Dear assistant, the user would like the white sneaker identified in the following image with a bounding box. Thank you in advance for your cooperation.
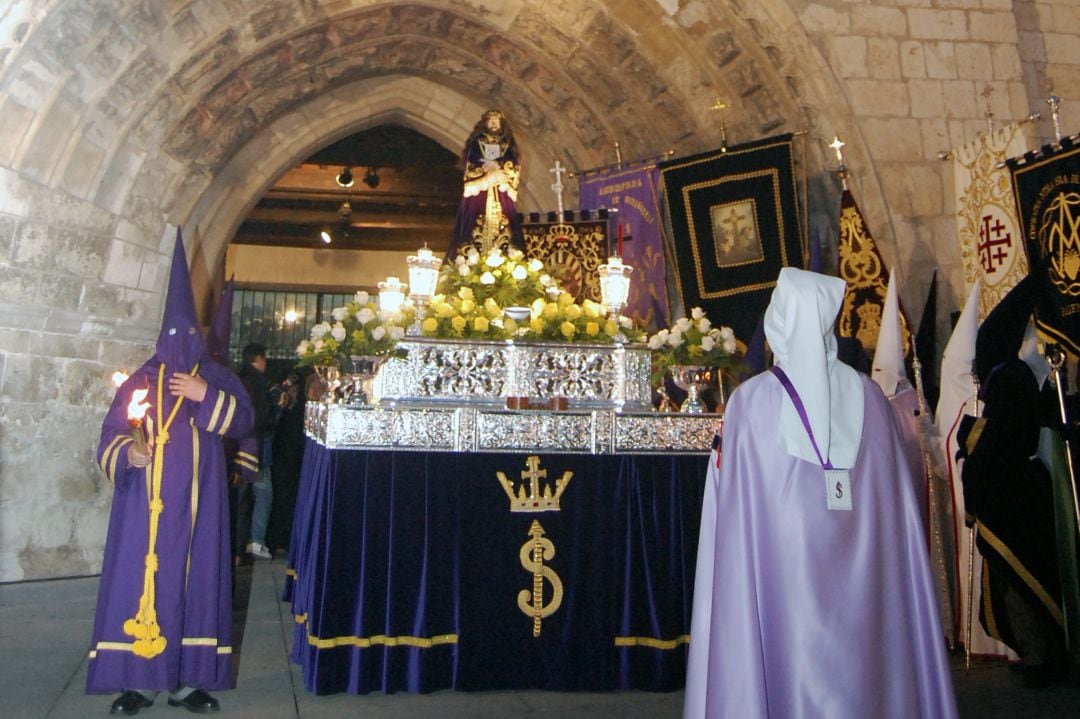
[248,542,272,560]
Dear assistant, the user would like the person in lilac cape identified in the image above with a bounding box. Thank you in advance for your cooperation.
[684,267,957,718]
[88,230,253,715]
[446,109,525,260]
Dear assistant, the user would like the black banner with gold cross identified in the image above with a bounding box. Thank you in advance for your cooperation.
[837,188,911,358]
[522,210,609,304]
[658,134,803,342]
[1008,139,1080,357]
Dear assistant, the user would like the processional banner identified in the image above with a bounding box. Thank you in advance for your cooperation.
[837,188,911,358]
[658,134,803,342]
[579,162,670,331]
[1008,138,1080,357]
[952,123,1030,321]
[522,211,608,305]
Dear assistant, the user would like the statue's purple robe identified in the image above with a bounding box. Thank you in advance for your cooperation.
[447,134,525,259]
[684,372,957,718]
[88,358,253,693]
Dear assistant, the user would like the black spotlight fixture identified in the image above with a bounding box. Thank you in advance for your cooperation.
[336,166,354,188]
[363,167,380,189]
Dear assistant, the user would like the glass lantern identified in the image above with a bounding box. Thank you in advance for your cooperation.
[377,276,407,314]
[406,244,442,334]
[598,256,633,320]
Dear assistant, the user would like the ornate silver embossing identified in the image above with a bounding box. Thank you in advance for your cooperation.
[476,411,597,453]
[307,404,718,455]
[377,338,652,410]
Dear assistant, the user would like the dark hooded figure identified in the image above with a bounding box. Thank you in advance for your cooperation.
[88,230,254,714]
[959,272,1068,687]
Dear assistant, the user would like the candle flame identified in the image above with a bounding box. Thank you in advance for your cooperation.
[112,370,130,388]
[128,388,151,422]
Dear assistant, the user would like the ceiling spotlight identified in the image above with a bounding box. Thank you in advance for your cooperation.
[363,167,380,189]
[320,229,333,244]
[336,166,354,188]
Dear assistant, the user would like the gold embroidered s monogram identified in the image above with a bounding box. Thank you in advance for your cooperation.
[517,520,563,638]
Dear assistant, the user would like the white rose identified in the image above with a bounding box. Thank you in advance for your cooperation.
[700,335,716,351]
[529,259,543,272]
[331,306,348,322]
[508,248,524,261]
[356,307,376,325]
[691,307,705,321]
[619,315,633,328]
[467,250,480,266]
[331,323,346,342]
[310,322,330,340]
[354,291,370,305]
[512,265,527,280]
[719,326,734,341]
[371,325,386,341]
[539,273,553,287]
[458,264,471,276]
[697,317,711,332]
[296,340,310,356]
[647,333,665,350]
[485,251,505,268]
[313,339,325,351]
[667,331,684,348]
[389,326,405,340]
[480,271,496,285]
[675,317,691,332]
[723,337,737,354]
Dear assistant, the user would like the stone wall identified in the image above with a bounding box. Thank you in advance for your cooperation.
[0,1,1077,580]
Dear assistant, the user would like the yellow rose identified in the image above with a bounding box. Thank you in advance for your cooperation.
[557,292,574,307]
[560,321,576,339]
[583,300,601,318]
[564,304,582,320]
[585,321,600,336]
[542,303,559,319]
[504,318,518,334]
[532,297,546,314]
[484,297,500,315]
[458,286,475,300]
[451,316,467,331]
[530,317,545,333]
[460,299,476,314]
[435,302,455,318]
[421,317,439,333]
[604,320,619,336]
[473,316,490,332]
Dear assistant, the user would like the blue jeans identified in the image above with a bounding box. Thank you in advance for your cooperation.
[249,466,273,545]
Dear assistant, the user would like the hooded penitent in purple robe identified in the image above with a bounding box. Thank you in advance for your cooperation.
[684,268,957,719]
[87,230,253,694]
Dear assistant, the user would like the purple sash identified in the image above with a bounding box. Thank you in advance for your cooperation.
[769,366,833,470]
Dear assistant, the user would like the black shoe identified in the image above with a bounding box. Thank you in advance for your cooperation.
[167,688,220,713]
[111,690,154,715]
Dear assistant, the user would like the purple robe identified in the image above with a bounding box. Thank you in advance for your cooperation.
[87,358,253,693]
[447,136,524,259]
[684,373,957,718]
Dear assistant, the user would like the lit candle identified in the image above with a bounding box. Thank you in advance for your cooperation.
[127,388,151,456]
[617,222,624,257]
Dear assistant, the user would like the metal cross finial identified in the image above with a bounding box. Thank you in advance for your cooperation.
[830,136,849,190]
[550,160,567,217]
[710,99,729,151]
[1048,94,1063,143]
[829,136,846,165]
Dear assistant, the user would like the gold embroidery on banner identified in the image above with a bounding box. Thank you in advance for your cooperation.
[516,520,563,638]
[954,125,1029,320]
[682,168,787,299]
[523,222,606,303]
[1039,190,1080,297]
[497,455,572,512]
[613,634,691,649]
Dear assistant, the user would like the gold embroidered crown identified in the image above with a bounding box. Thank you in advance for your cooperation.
[497,455,572,512]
